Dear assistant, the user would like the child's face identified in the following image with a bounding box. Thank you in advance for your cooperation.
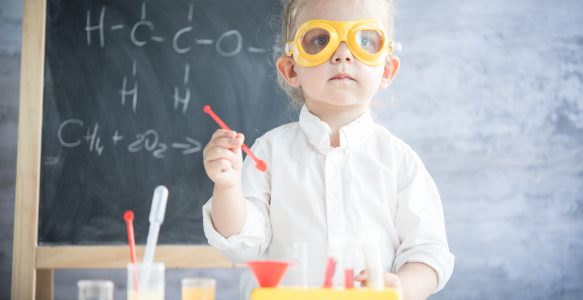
[278,0,399,111]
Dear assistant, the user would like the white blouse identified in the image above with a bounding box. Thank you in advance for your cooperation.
[202,105,454,299]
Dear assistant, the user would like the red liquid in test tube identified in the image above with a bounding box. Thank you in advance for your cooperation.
[322,257,337,288]
[344,269,354,288]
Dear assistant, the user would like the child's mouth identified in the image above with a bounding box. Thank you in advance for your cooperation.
[330,73,355,81]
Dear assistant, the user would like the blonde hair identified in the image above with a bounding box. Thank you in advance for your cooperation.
[275,0,396,106]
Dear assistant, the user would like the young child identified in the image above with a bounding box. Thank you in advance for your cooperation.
[202,0,454,299]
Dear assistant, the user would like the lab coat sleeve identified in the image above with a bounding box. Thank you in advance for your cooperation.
[392,146,455,293]
[202,138,272,263]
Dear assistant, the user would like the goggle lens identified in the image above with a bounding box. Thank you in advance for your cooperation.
[356,30,384,54]
[300,27,385,56]
[301,28,331,55]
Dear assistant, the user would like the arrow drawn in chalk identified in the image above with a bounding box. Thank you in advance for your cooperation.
[172,137,202,155]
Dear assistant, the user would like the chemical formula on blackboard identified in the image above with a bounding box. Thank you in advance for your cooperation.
[85,2,279,56]
[55,118,203,159]
[40,0,292,245]
[47,0,285,161]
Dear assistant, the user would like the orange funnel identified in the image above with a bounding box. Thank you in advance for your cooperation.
[246,260,291,288]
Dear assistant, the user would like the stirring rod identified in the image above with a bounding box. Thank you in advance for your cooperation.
[123,210,139,291]
[139,186,169,289]
[203,105,268,172]
[124,211,138,265]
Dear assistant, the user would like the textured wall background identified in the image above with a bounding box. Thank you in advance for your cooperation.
[1,0,582,299]
[1,0,22,299]
[383,1,583,299]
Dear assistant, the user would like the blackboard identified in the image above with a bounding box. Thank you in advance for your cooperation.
[39,0,293,245]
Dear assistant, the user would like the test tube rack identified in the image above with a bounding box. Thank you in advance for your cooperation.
[251,287,400,300]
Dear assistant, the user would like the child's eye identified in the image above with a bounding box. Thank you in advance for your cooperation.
[358,36,376,51]
[356,31,382,53]
[301,29,330,54]
[313,35,329,46]
[359,37,371,47]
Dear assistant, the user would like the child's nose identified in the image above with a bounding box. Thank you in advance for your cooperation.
[331,42,354,64]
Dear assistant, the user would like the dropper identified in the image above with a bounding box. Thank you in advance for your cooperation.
[139,185,169,289]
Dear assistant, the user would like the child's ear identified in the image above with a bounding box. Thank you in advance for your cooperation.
[276,56,301,88]
[380,55,400,89]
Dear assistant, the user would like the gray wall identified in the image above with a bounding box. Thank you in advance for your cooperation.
[384,1,583,299]
[1,0,582,299]
[1,0,23,299]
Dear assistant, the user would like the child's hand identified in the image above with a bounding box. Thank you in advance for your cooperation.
[203,129,245,187]
[354,270,403,296]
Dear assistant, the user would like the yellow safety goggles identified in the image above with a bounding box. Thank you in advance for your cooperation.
[285,19,396,67]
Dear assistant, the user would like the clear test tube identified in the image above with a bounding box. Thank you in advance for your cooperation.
[327,238,346,288]
[291,242,309,288]
[343,239,367,288]
[77,280,113,300]
[363,229,384,290]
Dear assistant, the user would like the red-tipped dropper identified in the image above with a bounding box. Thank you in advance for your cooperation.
[203,105,268,172]
[124,210,139,291]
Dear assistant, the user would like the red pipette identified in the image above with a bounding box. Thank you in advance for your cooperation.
[203,105,268,172]
[124,210,139,291]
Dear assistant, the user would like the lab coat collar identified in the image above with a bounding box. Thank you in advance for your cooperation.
[299,105,374,154]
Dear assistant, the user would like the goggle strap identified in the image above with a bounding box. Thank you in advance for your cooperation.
[388,40,402,54]
[285,42,294,56]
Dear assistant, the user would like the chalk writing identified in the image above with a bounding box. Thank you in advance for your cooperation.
[128,129,168,158]
[171,137,203,155]
[58,119,105,155]
[56,1,276,161]
[57,119,202,159]
[85,2,271,56]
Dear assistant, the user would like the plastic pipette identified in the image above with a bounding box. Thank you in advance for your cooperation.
[139,185,169,289]
[202,105,268,172]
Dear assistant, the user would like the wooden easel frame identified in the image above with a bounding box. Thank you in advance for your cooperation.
[11,0,231,299]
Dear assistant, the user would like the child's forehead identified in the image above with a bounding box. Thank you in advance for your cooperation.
[296,0,388,25]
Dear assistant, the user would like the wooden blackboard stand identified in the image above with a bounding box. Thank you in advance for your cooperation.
[11,0,233,299]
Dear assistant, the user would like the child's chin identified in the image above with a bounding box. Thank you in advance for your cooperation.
[324,90,364,102]
[325,99,369,108]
